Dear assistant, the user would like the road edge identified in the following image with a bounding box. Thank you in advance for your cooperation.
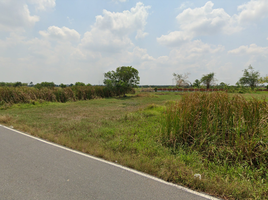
[0,124,220,200]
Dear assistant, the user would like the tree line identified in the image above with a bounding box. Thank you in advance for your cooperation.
[173,65,268,89]
[1,65,267,97]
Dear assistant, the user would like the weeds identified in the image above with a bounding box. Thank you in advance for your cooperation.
[2,91,268,199]
[162,92,268,179]
[0,86,128,107]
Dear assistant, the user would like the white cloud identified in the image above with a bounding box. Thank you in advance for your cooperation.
[0,1,39,31]
[157,40,224,65]
[176,1,241,36]
[135,30,148,40]
[157,31,193,47]
[178,1,193,10]
[228,44,268,55]
[157,1,241,48]
[80,2,150,53]
[81,29,134,53]
[94,2,150,37]
[27,0,56,11]
[112,0,127,3]
[236,0,268,24]
[39,26,81,41]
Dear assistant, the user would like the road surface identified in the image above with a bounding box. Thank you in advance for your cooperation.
[0,125,219,200]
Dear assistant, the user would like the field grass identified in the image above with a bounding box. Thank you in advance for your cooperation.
[1,91,268,199]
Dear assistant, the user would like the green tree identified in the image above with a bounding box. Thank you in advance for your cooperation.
[34,82,55,89]
[200,73,216,89]
[14,82,22,87]
[173,73,190,87]
[238,65,260,88]
[60,83,67,88]
[103,66,140,97]
[192,79,201,88]
[75,82,86,86]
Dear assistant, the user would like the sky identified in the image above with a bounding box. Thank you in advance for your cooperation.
[0,0,268,85]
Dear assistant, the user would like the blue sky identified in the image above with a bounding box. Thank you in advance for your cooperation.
[0,0,268,85]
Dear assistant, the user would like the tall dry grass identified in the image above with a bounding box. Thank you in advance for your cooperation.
[0,86,121,105]
[162,92,268,171]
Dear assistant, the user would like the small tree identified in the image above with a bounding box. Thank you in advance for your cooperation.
[14,82,22,87]
[75,82,86,86]
[34,82,55,89]
[192,79,201,88]
[104,66,140,97]
[200,73,216,89]
[60,83,67,88]
[173,73,191,87]
[29,82,34,87]
[238,65,260,88]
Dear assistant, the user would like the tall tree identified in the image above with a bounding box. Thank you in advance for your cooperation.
[104,66,140,97]
[238,65,260,88]
[200,73,216,89]
[173,73,191,87]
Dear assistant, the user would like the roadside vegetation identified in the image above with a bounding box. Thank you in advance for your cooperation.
[1,65,268,199]
[1,90,268,199]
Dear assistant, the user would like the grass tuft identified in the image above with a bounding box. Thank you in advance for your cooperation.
[0,115,12,124]
[162,92,268,182]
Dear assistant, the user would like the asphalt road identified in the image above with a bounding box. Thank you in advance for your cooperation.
[0,125,219,200]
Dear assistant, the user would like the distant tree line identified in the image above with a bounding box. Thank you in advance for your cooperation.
[174,65,268,89]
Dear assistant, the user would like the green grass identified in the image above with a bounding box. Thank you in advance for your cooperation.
[0,91,268,199]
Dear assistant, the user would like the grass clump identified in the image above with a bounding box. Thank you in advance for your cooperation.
[162,92,268,179]
[0,115,12,124]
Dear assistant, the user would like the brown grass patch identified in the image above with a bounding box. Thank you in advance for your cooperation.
[140,87,155,92]
[0,115,12,124]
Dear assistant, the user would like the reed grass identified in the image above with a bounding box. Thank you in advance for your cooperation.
[162,92,268,173]
[0,86,124,106]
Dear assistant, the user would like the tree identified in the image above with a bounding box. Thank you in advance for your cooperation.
[173,73,191,87]
[200,73,216,89]
[75,82,86,86]
[34,82,55,89]
[60,83,67,88]
[14,82,22,87]
[259,76,268,84]
[238,65,260,88]
[192,79,201,88]
[29,82,34,87]
[103,66,140,97]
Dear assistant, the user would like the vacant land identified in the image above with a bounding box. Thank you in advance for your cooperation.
[1,91,268,200]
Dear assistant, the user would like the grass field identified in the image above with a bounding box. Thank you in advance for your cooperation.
[1,90,268,199]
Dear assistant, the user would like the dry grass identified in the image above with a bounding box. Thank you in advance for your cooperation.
[140,87,155,92]
[0,115,12,124]
[1,92,268,199]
